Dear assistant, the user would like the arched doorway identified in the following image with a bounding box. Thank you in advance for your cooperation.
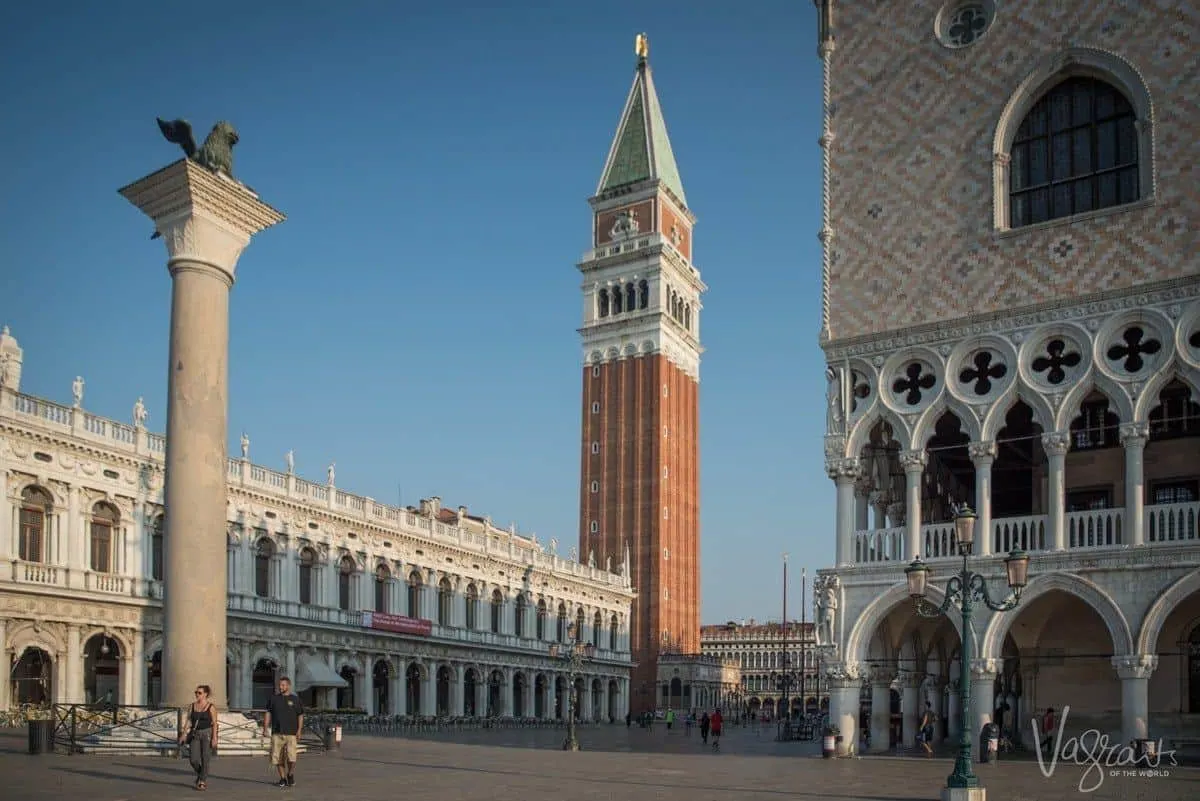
[591,678,602,720]
[487,670,504,716]
[83,634,121,705]
[572,677,585,720]
[669,676,682,709]
[12,647,53,705]
[405,664,422,716]
[608,679,619,721]
[373,660,390,715]
[513,672,526,718]
[336,666,357,710]
[252,658,278,708]
[147,650,162,707]
[436,666,451,716]
[534,674,546,718]
[554,676,565,719]
[464,669,478,716]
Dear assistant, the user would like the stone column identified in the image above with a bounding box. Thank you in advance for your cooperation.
[1042,433,1069,551]
[854,478,871,531]
[926,678,946,745]
[946,680,961,738]
[969,441,997,556]
[355,667,369,713]
[969,659,999,738]
[899,450,927,561]
[65,624,82,704]
[828,459,860,566]
[120,159,283,709]
[899,672,921,748]
[869,666,895,752]
[543,677,554,720]
[421,666,436,715]
[67,487,84,589]
[387,661,404,716]
[826,665,862,756]
[1120,423,1149,547]
[130,629,145,707]
[1113,654,1157,744]
[0,619,9,711]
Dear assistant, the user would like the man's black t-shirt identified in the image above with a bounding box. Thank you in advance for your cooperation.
[265,693,302,735]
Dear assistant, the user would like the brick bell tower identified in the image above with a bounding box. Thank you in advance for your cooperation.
[577,34,704,711]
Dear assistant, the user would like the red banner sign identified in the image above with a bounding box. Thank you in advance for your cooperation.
[363,612,432,636]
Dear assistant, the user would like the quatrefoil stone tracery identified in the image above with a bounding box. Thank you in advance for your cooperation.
[850,370,871,413]
[892,362,937,406]
[1031,338,1082,386]
[1106,326,1162,374]
[959,351,1008,396]
[1190,329,1200,349]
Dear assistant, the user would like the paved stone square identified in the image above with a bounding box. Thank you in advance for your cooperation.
[2,724,1195,801]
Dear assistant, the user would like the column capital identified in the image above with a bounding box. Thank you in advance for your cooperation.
[898,449,927,473]
[869,665,897,686]
[1041,431,1070,457]
[1119,421,1150,448]
[825,457,862,482]
[1112,653,1158,680]
[898,670,924,689]
[968,440,998,465]
[823,661,864,688]
[969,658,1001,678]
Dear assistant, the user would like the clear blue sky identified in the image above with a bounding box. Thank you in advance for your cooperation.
[0,0,830,623]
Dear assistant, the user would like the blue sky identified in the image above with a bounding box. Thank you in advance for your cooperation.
[0,0,829,622]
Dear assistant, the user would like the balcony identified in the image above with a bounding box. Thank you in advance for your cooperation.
[851,501,1199,565]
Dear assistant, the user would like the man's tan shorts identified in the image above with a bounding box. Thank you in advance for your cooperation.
[270,734,299,765]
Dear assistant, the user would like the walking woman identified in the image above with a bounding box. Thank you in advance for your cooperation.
[180,685,218,790]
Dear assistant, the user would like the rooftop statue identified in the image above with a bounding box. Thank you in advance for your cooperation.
[156,117,239,178]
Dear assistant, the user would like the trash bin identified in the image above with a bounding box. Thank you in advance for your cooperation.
[1134,738,1157,762]
[333,724,343,748]
[822,731,836,758]
[28,719,52,755]
[323,726,335,750]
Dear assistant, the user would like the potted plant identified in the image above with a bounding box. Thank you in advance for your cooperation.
[822,723,839,758]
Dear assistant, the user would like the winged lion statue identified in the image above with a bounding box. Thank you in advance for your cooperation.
[156,117,239,178]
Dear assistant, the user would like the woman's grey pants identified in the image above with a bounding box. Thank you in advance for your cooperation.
[189,735,213,782]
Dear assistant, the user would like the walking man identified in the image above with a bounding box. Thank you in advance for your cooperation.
[263,676,304,788]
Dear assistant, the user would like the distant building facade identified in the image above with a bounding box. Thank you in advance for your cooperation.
[0,326,634,720]
[700,620,822,718]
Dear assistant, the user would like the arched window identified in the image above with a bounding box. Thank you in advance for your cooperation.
[684,304,691,331]
[515,593,527,638]
[338,556,355,611]
[575,607,585,642]
[1009,77,1138,228]
[375,564,391,613]
[90,503,117,573]
[556,603,568,642]
[592,610,603,648]
[536,599,547,640]
[298,548,316,605]
[625,283,636,311]
[638,280,649,309]
[612,287,623,314]
[609,614,619,651]
[19,486,52,564]
[598,288,609,318]
[255,538,275,598]
[408,571,423,618]
[490,589,504,634]
[465,583,479,630]
[150,515,164,581]
[438,577,453,627]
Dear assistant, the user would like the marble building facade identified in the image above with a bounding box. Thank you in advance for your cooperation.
[0,326,634,720]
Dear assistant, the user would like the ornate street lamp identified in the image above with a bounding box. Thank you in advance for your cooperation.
[549,622,595,751]
[905,504,1030,796]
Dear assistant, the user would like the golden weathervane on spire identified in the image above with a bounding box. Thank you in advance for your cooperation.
[635,33,649,60]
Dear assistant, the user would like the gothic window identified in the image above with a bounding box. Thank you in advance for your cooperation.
[338,556,355,611]
[298,547,316,605]
[592,610,603,648]
[591,442,600,454]
[626,282,636,311]
[90,503,117,573]
[19,486,51,563]
[557,603,568,642]
[438,577,453,626]
[590,521,598,533]
[598,289,609,318]
[684,304,691,331]
[638,280,649,309]
[1069,394,1119,450]
[466,583,479,629]
[1066,488,1112,512]
[591,402,599,414]
[375,564,390,613]
[490,589,504,634]
[592,365,600,378]
[151,515,164,581]
[590,481,599,493]
[255,538,275,598]
[1149,382,1200,439]
[536,599,547,640]
[612,287,624,314]
[515,594,527,638]
[1151,480,1198,506]
[1009,77,1139,228]
[609,614,619,650]
[407,571,423,617]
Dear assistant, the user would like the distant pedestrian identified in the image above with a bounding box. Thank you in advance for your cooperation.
[263,676,304,788]
[685,711,693,736]
[625,712,631,728]
[699,711,710,744]
[666,708,675,731]
[179,685,218,791]
[1040,707,1056,755]
[710,708,724,751]
[918,702,935,757]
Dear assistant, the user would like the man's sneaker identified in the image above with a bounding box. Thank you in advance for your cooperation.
[276,778,288,788]
[286,775,295,787]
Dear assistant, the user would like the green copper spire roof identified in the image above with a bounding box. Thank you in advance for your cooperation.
[597,49,687,207]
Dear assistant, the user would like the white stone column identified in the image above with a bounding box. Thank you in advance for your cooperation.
[900,672,921,748]
[1042,433,1069,551]
[1113,654,1156,744]
[869,667,894,752]
[829,459,861,566]
[969,659,999,738]
[969,441,997,556]
[855,481,870,531]
[129,629,145,706]
[1120,423,1149,547]
[355,666,369,713]
[121,159,283,710]
[0,475,12,565]
[67,487,84,588]
[900,450,927,561]
[421,666,436,715]
[387,662,403,716]
[0,620,9,710]
[65,624,83,704]
[947,680,961,738]
[543,677,554,720]
[827,667,862,756]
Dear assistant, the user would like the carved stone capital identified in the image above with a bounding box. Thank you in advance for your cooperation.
[870,666,897,687]
[825,457,862,482]
[970,658,1002,679]
[1041,432,1070,457]
[968,440,997,465]
[1119,421,1149,448]
[824,660,864,687]
[1112,654,1158,680]
[898,671,924,689]
[898,449,927,473]
[823,434,847,460]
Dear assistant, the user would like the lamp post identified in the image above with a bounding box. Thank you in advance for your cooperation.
[549,622,595,751]
[905,504,1030,800]
[770,662,802,740]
